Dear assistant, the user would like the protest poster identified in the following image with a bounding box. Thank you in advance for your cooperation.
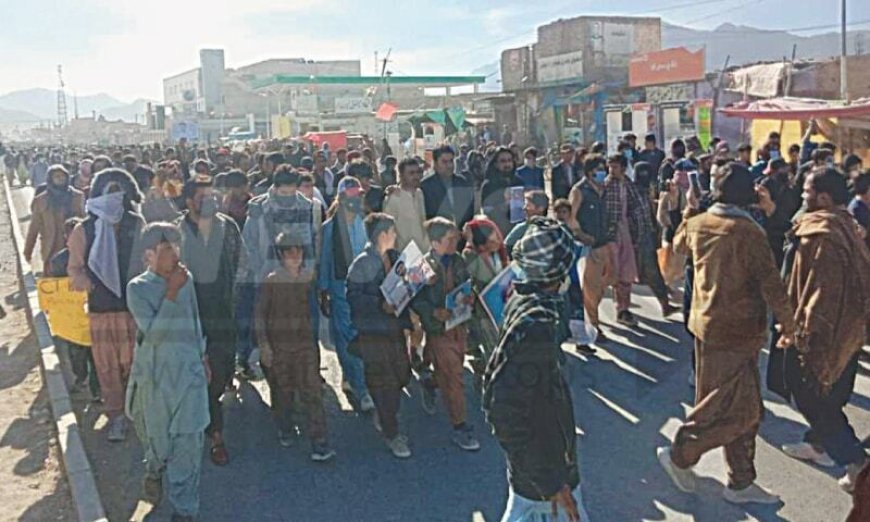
[36,277,91,346]
[444,280,473,331]
[380,241,435,316]
[509,186,525,224]
[480,263,524,328]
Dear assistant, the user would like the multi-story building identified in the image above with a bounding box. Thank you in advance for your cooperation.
[500,15,662,146]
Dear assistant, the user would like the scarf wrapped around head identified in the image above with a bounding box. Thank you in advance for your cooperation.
[85,190,126,297]
[462,216,508,268]
[511,216,576,287]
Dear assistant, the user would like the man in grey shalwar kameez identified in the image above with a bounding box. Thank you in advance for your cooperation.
[126,223,209,522]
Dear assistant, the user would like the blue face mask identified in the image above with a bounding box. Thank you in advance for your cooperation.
[769,149,781,160]
[623,149,633,160]
[593,170,607,184]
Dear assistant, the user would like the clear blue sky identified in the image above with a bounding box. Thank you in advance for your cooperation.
[0,0,865,101]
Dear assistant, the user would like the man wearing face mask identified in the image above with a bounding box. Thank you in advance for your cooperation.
[318,177,374,413]
[567,155,612,346]
[241,165,322,377]
[177,176,245,467]
[67,168,146,442]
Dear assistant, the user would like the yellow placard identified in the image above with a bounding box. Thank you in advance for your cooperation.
[36,277,91,347]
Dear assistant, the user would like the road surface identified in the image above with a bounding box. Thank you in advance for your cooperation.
[11,184,867,521]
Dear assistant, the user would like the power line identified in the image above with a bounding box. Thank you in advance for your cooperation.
[638,0,733,15]
[683,0,765,25]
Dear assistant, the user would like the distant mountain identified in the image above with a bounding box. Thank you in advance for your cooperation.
[100,98,153,123]
[662,22,870,71]
[0,88,147,121]
[0,107,43,125]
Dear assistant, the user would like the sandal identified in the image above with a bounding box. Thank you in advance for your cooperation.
[210,443,229,466]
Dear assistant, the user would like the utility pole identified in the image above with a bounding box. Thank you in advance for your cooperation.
[841,0,848,101]
[56,65,68,128]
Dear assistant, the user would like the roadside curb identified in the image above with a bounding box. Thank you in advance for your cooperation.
[2,176,108,522]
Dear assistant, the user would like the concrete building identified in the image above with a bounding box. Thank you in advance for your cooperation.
[162,50,366,142]
[500,15,662,147]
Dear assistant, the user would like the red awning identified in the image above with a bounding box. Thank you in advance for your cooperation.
[719,97,870,120]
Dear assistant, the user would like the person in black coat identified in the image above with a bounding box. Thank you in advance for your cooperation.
[550,144,578,201]
[420,144,474,230]
[480,146,524,236]
[346,213,413,458]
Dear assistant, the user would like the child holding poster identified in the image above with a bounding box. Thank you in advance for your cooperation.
[412,217,479,452]
[48,217,100,400]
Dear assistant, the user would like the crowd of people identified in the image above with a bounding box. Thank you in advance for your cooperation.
[4,123,870,521]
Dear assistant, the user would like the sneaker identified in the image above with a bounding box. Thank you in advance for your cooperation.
[657,447,697,493]
[661,302,679,318]
[781,442,836,467]
[107,416,127,442]
[387,436,412,459]
[575,344,597,355]
[839,462,864,493]
[723,483,780,504]
[310,442,336,462]
[359,393,375,413]
[421,384,437,415]
[452,425,481,452]
[595,328,608,344]
[278,430,295,448]
[142,474,162,505]
[617,311,638,327]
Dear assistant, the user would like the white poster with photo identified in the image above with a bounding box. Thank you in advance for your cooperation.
[509,186,525,224]
[445,280,474,331]
[380,241,435,316]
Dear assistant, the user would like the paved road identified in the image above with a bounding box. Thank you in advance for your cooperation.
[11,184,868,521]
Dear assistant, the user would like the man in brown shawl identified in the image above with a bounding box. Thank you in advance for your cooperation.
[657,163,796,504]
[781,168,870,493]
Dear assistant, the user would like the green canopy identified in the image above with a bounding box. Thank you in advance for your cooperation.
[408,107,469,136]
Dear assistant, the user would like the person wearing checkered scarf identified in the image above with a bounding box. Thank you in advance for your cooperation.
[482,216,589,521]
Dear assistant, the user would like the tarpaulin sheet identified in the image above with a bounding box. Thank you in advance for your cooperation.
[720,97,870,120]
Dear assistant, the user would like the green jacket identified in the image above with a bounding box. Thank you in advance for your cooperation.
[412,251,470,337]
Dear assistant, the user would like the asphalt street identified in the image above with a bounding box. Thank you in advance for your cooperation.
[11,184,868,521]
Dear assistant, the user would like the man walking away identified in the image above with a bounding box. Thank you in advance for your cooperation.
[483,216,588,522]
[657,163,796,504]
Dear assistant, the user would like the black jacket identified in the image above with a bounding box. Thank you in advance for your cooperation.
[549,162,575,201]
[481,171,524,236]
[420,172,475,230]
[346,246,412,338]
[483,295,579,500]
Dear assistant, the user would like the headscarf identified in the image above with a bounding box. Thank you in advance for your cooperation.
[85,190,126,297]
[462,216,508,269]
[511,216,576,287]
[45,165,74,215]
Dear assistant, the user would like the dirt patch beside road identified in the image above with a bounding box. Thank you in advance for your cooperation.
[0,183,74,521]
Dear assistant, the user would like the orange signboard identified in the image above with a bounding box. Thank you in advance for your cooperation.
[629,47,705,88]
